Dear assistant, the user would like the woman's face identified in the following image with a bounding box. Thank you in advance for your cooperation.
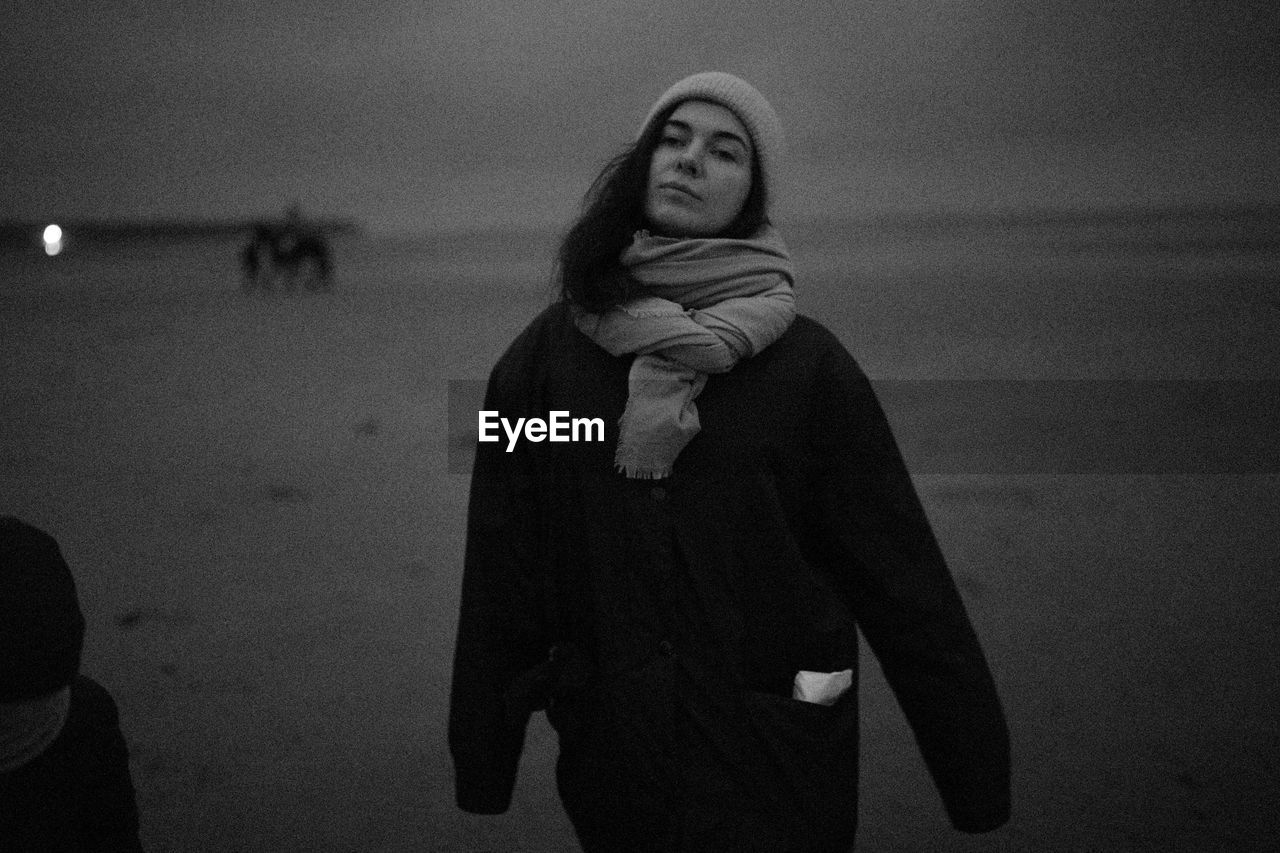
[644,100,754,238]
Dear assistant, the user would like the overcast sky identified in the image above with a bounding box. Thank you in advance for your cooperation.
[4,1,1277,232]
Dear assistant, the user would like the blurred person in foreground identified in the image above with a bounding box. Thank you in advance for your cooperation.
[448,72,1010,851]
[1,516,143,852]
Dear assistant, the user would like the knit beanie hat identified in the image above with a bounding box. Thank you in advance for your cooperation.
[637,71,784,202]
[0,517,85,702]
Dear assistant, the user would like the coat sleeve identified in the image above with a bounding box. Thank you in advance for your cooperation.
[74,676,144,852]
[447,332,551,814]
[806,342,1011,834]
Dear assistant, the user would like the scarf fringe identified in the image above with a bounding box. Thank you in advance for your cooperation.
[615,461,672,480]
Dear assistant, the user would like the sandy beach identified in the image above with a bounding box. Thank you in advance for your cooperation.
[2,208,1278,851]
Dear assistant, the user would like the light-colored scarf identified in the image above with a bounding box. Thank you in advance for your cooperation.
[0,685,71,773]
[574,226,796,478]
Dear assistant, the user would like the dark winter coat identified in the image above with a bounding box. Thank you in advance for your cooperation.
[0,675,143,852]
[448,302,1010,852]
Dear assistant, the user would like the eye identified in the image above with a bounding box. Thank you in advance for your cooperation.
[713,147,742,163]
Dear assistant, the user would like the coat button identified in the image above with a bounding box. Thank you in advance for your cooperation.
[658,639,674,656]
[650,486,667,501]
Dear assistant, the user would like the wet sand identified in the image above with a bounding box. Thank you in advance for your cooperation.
[2,215,1277,851]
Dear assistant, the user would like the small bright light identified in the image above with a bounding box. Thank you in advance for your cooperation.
[43,223,64,256]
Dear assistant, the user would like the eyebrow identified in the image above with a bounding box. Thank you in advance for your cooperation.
[663,119,750,152]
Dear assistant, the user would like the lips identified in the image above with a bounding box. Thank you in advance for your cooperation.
[658,181,700,201]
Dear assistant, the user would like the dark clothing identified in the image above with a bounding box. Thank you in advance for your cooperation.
[1,676,143,852]
[449,303,1010,850]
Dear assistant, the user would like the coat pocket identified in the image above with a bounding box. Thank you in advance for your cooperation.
[739,687,861,840]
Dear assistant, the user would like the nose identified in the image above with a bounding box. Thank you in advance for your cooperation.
[675,149,701,177]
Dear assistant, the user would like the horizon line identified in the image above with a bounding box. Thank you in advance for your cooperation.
[2,198,1278,241]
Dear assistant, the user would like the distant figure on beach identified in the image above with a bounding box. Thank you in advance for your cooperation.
[0,516,144,851]
[240,202,332,293]
[448,72,1010,851]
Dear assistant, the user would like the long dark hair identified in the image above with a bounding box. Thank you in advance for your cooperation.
[557,100,769,311]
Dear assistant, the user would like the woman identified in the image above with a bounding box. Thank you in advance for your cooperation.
[1,517,144,851]
[449,72,1010,852]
